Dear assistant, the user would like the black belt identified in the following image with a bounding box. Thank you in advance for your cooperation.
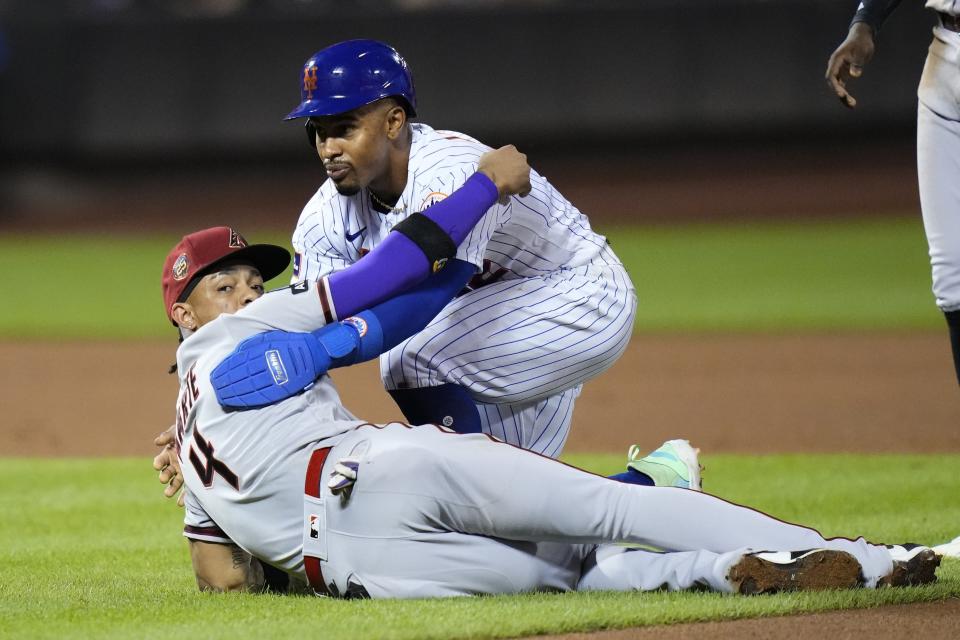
[303,446,332,596]
[939,12,960,32]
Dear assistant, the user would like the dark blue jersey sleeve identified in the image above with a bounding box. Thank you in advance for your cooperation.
[851,0,903,32]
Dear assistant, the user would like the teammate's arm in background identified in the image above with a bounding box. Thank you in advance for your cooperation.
[825,0,902,108]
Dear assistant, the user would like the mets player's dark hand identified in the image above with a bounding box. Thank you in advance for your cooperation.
[826,22,876,109]
[477,144,532,204]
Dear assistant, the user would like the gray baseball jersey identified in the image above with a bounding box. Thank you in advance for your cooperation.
[176,278,361,571]
[291,123,637,456]
[174,281,894,597]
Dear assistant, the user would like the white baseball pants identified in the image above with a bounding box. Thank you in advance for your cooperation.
[309,423,893,599]
[918,24,960,312]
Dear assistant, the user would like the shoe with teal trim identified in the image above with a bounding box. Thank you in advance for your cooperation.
[626,439,702,490]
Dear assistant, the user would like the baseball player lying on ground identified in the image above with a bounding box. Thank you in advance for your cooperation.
[152,221,939,594]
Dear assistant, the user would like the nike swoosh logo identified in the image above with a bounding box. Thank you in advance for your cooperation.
[345,227,366,242]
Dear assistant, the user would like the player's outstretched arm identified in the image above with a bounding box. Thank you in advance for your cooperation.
[213,259,476,409]
[226,146,528,342]
[324,145,529,320]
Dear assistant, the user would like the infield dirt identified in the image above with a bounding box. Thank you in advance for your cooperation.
[531,598,960,640]
[4,333,957,457]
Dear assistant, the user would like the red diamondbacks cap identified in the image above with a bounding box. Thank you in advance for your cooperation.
[161,227,291,325]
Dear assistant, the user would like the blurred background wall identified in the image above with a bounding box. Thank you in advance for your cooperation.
[0,0,936,229]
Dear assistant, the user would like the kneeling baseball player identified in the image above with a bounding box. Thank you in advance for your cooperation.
[153,148,938,597]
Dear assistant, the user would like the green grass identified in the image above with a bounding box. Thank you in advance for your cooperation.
[0,217,941,339]
[607,218,939,332]
[2,454,958,639]
[0,232,296,340]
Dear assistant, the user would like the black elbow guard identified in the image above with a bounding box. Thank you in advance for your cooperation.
[392,212,457,272]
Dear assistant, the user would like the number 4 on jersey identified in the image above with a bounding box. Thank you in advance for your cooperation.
[189,430,240,490]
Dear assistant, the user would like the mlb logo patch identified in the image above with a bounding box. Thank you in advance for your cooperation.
[309,514,320,539]
[265,349,289,385]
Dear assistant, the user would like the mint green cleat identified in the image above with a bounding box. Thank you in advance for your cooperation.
[626,439,702,490]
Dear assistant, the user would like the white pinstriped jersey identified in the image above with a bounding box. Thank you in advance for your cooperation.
[291,123,616,283]
[174,279,362,574]
[290,122,636,459]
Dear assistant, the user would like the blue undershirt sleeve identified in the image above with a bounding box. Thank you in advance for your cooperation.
[851,0,903,33]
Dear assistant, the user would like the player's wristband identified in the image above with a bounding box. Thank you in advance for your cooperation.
[310,310,384,369]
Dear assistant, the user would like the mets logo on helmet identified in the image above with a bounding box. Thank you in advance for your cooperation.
[303,65,318,99]
[172,253,189,281]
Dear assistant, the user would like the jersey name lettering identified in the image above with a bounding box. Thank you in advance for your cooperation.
[174,366,200,453]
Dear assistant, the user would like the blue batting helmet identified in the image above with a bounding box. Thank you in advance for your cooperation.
[284,39,417,120]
